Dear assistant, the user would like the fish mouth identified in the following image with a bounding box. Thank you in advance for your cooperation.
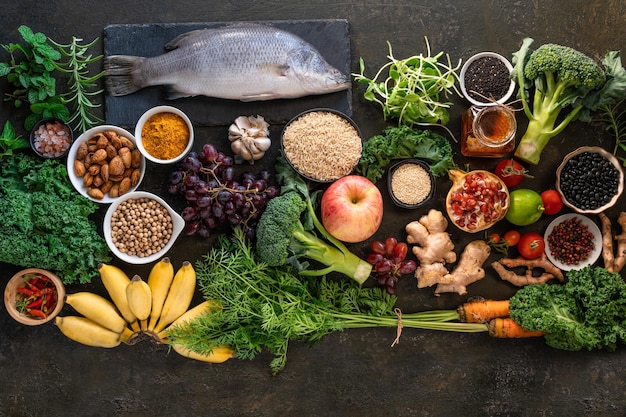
[325,70,350,92]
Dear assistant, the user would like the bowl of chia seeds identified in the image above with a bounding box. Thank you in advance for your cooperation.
[556,146,624,214]
[460,52,516,106]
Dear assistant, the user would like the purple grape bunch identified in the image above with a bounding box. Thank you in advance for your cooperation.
[168,143,279,240]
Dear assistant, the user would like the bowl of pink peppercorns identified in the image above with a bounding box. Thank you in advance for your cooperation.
[30,118,74,159]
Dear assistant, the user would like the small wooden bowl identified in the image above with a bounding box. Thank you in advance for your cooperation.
[4,268,66,325]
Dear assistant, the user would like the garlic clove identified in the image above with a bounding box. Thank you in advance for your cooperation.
[254,137,272,152]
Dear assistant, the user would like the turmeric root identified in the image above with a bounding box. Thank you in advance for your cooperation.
[457,299,510,323]
[598,211,626,273]
[488,318,545,338]
[435,240,491,295]
[491,254,564,286]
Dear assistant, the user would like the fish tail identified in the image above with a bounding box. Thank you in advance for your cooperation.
[104,55,146,96]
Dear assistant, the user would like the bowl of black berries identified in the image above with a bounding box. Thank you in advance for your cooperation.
[556,146,624,214]
[460,52,516,106]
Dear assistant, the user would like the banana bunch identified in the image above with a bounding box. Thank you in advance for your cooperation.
[55,258,229,362]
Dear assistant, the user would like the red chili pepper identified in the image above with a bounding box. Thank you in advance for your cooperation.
[28,309,47,319]
[27,298,43,309]
[17,287,35,296]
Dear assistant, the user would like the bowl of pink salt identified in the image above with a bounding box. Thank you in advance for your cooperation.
[30,118,74,159]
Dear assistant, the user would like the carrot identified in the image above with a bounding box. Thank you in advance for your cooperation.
[457,299,510,323]
[488,318,545,338]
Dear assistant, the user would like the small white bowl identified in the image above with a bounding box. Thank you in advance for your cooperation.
[544,213,602,271]
[67,125,146,204]
[103,191,185,264]
[460,52,515,106]
[134,105,194,164]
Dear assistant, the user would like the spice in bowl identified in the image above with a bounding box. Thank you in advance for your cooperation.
[30,118,73,158]
[545,215,600,268]
[4,268,65,325]
[460,52,515,106]
[388,159,434,208]
[141,111,190,160]
[110,196,174,258]
[282,109,362,182]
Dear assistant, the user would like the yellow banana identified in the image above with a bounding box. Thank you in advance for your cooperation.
[98,263,139,331]
[55,316,122,348]
[153,261,196,333]
[156,300,217,341]
[65,292,129,335]
[172,344,234,363]
[126,275,152,330]
[146,257,175,331]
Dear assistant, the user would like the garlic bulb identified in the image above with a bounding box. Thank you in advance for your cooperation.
[228,115,271,164]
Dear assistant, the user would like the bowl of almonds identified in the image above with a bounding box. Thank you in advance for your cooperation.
[66,125,146,203]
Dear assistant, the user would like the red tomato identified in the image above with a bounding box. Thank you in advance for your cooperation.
[494,159,529,188]
[540,189,564,215]
[518,232,545,259]
[503,230,521,247]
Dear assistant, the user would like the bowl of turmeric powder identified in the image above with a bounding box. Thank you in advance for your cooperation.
[135,105,194,164]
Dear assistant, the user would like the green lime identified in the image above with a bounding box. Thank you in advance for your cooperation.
[505,189,545,226]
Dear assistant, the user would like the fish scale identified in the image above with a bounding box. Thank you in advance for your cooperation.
[104,23,349,101]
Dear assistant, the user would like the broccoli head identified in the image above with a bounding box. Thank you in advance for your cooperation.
[511,38,626,164]
[255,191,372,284]
[509,266,626,351]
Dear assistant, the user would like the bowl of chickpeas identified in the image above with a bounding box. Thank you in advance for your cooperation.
[103,191,185,264]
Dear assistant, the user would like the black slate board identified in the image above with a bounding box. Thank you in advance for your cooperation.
[103,20,352,127]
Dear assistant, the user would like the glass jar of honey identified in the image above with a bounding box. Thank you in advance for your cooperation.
[461,105,516,157]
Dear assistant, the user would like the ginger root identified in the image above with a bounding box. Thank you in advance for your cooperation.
[491,254,564,286]
[405,209,491,295]
[406,209,456,289]
[435,240,491,295]
[598,211,626,274]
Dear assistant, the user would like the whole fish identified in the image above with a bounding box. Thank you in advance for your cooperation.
[104,23,350,101]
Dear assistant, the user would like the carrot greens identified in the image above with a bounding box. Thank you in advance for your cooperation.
[166,229,487,374]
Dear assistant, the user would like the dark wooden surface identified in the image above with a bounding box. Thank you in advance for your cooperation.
[1,1,625,416]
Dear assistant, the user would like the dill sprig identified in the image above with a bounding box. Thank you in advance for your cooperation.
[166,229,487,374]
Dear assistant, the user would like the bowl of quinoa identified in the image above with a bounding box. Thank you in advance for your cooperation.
[281,108,363,182]
[30,118,73,159]
[103,191,185,264]
[387,159,435,209]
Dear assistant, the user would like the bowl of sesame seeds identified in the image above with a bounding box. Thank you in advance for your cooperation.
[387,159,435,209]
[460,52,516,106]
[281,108,363,182]
[103,191,184,264]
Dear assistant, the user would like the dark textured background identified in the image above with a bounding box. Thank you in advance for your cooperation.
[1,1,625,416]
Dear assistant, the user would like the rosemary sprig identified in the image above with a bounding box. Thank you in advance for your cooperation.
[50,36,104,133]
[595,98,626,166]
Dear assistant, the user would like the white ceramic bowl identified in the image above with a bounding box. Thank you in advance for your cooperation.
[460,52,516,106]
[555,146,624,214]
[67,125,146,204]
[543,213,602,271]
[134,105,194,164]
[103,191,185,264]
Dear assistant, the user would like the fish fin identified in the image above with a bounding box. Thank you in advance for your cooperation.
[104,55,145,96]
[164,29,209,50]
[163,86,194,100]
[265,63,290,76]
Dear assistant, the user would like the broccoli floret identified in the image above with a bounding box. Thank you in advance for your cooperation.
[509,266,626,351]
[256,191,372,285]
[511,38,626,164]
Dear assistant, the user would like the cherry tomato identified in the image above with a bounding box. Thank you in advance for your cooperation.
[518,232,545,259]
[488,233,501,244]
[540,189,564,215]
[503,230,521,247]
[494,159,530,188]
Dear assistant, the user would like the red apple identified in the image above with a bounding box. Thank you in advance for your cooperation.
[320,175,383,243]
